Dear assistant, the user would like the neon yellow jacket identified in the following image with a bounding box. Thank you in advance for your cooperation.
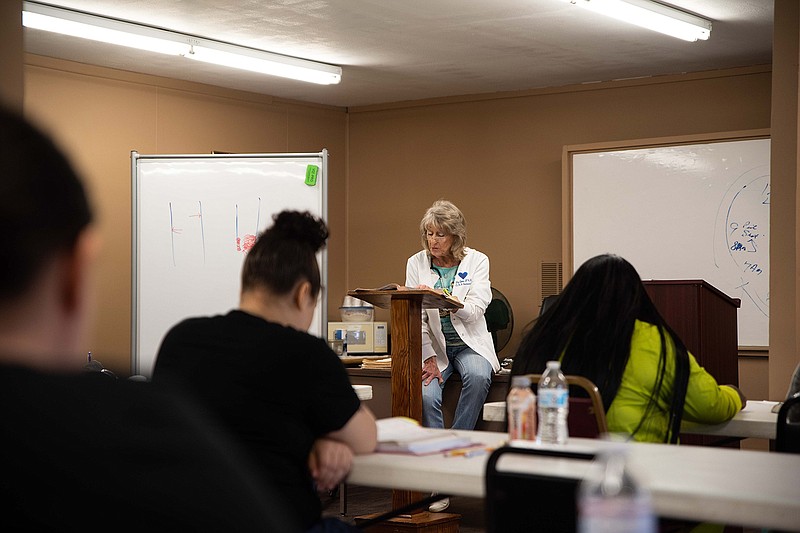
[606,320,742,443]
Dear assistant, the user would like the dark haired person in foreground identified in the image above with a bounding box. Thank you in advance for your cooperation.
[512,254,745,443]
[0,107,294,531]
[153,210,377,532]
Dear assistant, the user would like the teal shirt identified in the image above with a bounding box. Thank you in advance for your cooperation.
[606,320,742,442]
[432,265,465,348]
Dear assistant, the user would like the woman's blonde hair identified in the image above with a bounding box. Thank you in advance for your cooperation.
[419,199,467,261]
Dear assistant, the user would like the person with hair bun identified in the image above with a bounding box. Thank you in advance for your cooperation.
[154,210,376,532]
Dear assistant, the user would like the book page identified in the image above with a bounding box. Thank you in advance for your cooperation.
[354,283,405,291]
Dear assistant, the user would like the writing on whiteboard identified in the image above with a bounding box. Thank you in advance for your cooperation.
[714,166,770,318]
[169,198,261,265]
[235,197,261,253]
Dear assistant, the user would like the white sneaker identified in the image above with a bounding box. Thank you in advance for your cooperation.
[428,496,450,513]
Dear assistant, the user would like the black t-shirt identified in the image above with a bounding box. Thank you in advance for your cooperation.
[152,310,361,529]
[0,364,296,532]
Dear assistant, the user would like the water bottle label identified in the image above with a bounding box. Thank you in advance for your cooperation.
[579,497,656,533]
[579,515,656,533]
[538,388,568,408]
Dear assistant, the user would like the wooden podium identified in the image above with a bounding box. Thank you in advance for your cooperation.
[347,288,462,532]
[643,280,741,447]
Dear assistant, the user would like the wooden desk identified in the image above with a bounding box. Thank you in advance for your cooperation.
[482,400,778,440]
[349,428,800,531]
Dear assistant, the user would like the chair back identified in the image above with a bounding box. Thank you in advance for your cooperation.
[539,294,559,316]
[776,392,800,454]
[525,374,608,438]
[485,445,595,533]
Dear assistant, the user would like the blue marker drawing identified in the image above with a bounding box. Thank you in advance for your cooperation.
[235,204,240,251]
[713,164,770,318]
[256,197,261,234]
[169,202,179,266]
[188,201,206,264]
[199,201,206,263]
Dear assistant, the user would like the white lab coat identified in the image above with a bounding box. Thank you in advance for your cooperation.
[405,248,500,373]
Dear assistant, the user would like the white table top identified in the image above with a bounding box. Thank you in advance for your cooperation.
[349,428,800,531]
[482,399,778,440]
[352,384,373,401]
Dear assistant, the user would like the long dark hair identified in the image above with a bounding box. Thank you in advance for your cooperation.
[241,210,328,298]
[511,254,689,443]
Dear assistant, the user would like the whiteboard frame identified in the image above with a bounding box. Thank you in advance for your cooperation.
[131,150,328,376]
[562,129,770,349]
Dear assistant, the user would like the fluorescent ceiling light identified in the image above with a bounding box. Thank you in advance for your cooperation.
[566,0,712,42]
[21,1,342,85]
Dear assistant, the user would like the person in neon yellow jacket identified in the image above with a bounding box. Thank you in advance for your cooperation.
[512,254,745,444]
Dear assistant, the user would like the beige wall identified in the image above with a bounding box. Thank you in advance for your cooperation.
[347,68,772,365]
[24,55,347,375]
[769,0,800,400]
[18,53,779,398]
[0,0,23,109]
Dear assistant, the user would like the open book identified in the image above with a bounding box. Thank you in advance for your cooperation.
[353,283,406,291]
[353,284,461,305]
[376,417,472,455]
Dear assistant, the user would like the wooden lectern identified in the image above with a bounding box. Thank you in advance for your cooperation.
[643,280,741,447]
[643,280,740,387]
[347,288,462,532]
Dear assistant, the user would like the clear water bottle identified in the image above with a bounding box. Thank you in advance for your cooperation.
[507,375,537,441]
[337,329,348,357]
[537,360,568,444]
[578,444,656,533]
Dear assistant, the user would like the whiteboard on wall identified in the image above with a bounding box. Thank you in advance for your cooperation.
[568,135,769,348]
[132,151,327,376]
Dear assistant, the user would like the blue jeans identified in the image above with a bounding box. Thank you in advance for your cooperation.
[422,345,494,430]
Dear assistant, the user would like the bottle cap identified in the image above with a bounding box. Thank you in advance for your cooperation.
[546,360,561,369]
[511,375,531,388]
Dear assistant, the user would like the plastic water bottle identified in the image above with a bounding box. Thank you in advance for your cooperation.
[537,360,568,444]
[578,444,656,533]
[507,375,537,441]
[339,329,347,357]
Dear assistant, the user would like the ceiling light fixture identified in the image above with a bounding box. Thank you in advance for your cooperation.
[566,0,712,42]
[21,1,342,85]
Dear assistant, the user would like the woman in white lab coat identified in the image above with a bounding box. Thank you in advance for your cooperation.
[405,200,500,432]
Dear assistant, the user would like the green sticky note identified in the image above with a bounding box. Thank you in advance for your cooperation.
[305,165,319,186]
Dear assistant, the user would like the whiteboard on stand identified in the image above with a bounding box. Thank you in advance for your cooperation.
[565,134,769,348]
[132,151,327,377]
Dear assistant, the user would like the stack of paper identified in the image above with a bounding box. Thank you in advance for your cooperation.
[361,357,392,369]
[376,417,472,455]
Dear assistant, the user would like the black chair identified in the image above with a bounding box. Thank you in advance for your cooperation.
[540,294,559,317]
[776,391,800,454]
[485,445,595,533]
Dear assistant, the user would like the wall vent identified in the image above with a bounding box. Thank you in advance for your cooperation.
[541,261,563,299]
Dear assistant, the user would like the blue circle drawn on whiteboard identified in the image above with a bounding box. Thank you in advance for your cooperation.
[713,164,769,318]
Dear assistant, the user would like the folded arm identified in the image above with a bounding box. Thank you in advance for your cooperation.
[308,404,377,489]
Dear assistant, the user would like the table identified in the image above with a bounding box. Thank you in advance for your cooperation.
[482,400,779,440]
[349,428,800,531]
